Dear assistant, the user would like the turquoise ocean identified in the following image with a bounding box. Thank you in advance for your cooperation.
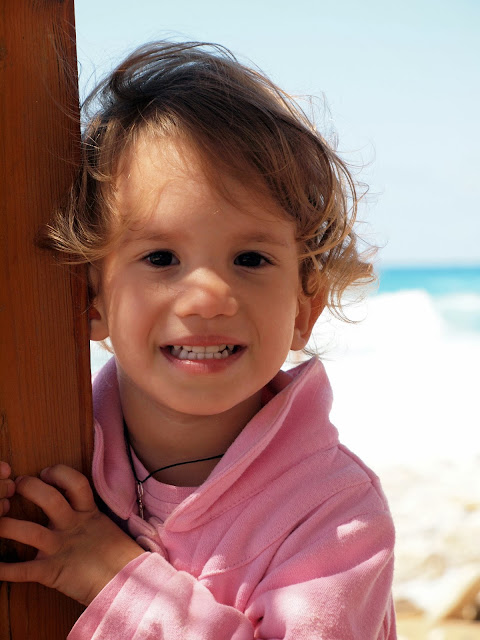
[377,264,480,334]
[378,264,480,296]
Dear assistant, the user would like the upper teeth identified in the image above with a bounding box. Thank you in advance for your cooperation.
[170,344,236,360]
[174,345,228,353]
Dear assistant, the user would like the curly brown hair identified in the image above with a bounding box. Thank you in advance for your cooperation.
[45,41,374,317]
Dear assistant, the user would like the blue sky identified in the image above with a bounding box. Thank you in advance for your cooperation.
[74,0,479,266]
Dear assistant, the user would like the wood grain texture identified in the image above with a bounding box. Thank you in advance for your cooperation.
[0,1,92,636]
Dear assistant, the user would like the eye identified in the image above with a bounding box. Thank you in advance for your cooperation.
[234,252,270,268]
[144,251,179,267]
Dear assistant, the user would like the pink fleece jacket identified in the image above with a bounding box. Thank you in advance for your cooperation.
[69,357,396,639]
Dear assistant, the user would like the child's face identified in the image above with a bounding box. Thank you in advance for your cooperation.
[90,137,318,418]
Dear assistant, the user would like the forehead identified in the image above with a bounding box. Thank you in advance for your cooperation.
[117,135,198,196]
[114,135,294,235]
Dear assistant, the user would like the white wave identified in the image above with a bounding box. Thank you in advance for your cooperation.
[300,290,480,467]
[433,292,480,334]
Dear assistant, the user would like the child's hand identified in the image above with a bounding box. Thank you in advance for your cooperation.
[0,462,16,515]
[0,465,144,606]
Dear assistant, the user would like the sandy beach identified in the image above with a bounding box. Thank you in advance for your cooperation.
[397,616,480,639]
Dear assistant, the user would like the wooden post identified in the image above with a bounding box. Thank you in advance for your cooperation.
[0,1,93,637]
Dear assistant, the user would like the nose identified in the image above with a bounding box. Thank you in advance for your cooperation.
[174,269,239,319]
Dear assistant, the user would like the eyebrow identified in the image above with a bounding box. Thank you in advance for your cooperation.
[232,232,291,248]
[124,230,291,248]
[123,231,174,245]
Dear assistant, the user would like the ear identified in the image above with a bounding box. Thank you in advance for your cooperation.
[291,289,327,351]
[88,301,109,341]
[87,265,109,341]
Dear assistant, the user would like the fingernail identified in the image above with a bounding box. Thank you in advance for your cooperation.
[40,467,50,479]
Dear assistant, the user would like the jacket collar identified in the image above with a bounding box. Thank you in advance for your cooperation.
[92,357,338,528]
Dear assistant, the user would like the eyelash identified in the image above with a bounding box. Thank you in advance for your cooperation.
[144,251,179,267]
[233,252,272,268]
[143,251,272,268]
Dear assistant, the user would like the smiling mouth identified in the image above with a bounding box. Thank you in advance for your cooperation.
[167,344,240,360]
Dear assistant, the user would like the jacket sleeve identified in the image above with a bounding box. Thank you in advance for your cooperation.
[68,500,395,639]
[68,552,254,639]
[245,506,396,639]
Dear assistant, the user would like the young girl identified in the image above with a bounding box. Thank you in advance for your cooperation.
[0,42,396,638]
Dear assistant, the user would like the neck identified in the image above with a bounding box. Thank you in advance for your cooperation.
[123,421,225,487]
[119,376,262,486]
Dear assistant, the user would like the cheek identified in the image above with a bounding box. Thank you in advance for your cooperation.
[106,283,159,343]
[256,294,298,347]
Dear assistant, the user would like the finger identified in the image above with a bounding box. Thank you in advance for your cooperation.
[0,479,15,500]
[0,557,52,587]
[0,517,55,554]
[0,461,12,479]
[40,465,96,513]
[14,476,75,530]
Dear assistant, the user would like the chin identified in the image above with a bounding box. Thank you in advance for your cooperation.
[165,388,261,419]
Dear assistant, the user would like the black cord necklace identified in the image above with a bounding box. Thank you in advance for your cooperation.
[123,420,224,519]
